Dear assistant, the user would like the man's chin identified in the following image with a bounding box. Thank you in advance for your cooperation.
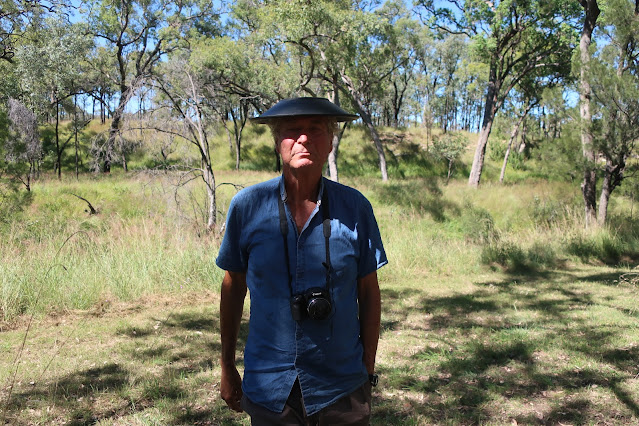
[291,159,316,168]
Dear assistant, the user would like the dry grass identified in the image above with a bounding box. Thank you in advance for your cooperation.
[2,263,638,425]
[2,149,639,423]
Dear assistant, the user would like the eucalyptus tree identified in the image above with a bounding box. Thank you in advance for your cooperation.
[84,46,118,123]
[417,0,581,187]
[454,55,488,133]
[151,52,219,230]
[498,92,538,184]
[498,67,567,184]
[591,0,639,225]
[4,98,40,190]
[576,0,601,226]
[189,33,296,170]
[238,0,414,182]
[15,16,92,179]
[0,0,68,62]
[412,28,442,147]
[376,1,423,128]
[84,0,218,173]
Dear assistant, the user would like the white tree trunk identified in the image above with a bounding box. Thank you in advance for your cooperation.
[328,134,340,182]
[578,0,600,227]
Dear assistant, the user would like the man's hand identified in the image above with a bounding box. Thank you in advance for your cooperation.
[220,364,243,412]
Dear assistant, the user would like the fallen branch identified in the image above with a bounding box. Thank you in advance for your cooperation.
[69,193,98,215]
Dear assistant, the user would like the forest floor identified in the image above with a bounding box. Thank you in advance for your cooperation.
[1,263,638,425]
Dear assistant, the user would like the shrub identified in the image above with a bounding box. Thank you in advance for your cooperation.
[458,203,499,244]
[565,232,626,265]
[480,240,527,272]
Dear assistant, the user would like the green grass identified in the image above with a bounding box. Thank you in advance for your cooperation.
[2,123,639,424]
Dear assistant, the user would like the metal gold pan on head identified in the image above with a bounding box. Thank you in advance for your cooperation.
[250,97,359,124]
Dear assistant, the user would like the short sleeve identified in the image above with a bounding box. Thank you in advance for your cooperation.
[357,196,387,278]
[216,194,248,272]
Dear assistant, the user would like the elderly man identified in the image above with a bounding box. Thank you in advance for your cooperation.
[217,97,387,425]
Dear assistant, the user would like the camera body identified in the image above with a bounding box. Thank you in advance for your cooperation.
[290,287,332,321]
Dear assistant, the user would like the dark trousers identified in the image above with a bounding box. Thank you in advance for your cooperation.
[241,379,372,426]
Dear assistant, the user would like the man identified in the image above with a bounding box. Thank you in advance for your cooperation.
[217,97,387,425]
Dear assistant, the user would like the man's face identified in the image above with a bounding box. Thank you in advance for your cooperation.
[276,117,333,172]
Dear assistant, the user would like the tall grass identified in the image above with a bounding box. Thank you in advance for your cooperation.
[0,174,227,322]
[3,121,639,323]
[4,170,639,323]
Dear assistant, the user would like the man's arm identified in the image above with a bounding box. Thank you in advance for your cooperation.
[357,270,381,375]
[220,270,247,412]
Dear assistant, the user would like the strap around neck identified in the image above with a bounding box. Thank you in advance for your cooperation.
[278,188,332,296]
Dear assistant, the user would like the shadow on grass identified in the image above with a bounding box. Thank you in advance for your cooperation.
[2,307,249,425]
[371,269,639,425]
[373,178,460,222]
[5,363,133,425]
[4,267,638,425]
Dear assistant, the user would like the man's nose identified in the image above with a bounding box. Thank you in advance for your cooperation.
[297,133,309,143]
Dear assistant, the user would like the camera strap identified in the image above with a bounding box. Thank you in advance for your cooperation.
[277,185,331,297]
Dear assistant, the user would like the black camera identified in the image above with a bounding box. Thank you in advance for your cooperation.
[290,287,332,321]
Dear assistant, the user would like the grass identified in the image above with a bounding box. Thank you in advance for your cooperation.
[2,122,639,424]
[1,259,638,424]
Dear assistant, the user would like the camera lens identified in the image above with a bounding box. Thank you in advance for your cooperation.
[307,296,331,320]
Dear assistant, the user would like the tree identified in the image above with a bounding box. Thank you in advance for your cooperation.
[591,0,639,225]
[15,16,92,179]
[240,0,414,182]
[417,0,581,187]
[85,0,216,173]
[576,0,601,227]
[152,53,219,230]
[0,0,67,62]
[5,98,41,190]
[498,68,565,183]
[431,131,467,183]
[433,34,465,133]
[189,35,288,171]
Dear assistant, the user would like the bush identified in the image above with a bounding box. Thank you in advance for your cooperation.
[565,232,626,265]
[480,239,557,272]
[458,203,499,244]
[0,181,32,224]
[481,240,527,271]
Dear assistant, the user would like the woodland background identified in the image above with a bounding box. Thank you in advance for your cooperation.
[1,0,639,424]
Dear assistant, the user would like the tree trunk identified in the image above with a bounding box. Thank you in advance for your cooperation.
[327,79,343,182]
[328,123,348,182]
[597,161,614,226]
[423,99,433,151]
[104,95,127,173]
[578,0,600,227]
[74,96,80,179]
[468,123,492,187]
[340,75,388,181]
[75,129,79,179]
[363,117,388,182]
[500,104,533,183]
[328,133,340,182]
[446,159,453,184]
[468,62,499,188]
[499,130,516,184]
[55,101,62,180]
[204,164,216,231]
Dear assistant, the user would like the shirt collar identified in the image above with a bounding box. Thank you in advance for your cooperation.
[279,175,325,206]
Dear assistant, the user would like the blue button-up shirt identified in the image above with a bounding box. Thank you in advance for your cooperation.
[216,176,387,415]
